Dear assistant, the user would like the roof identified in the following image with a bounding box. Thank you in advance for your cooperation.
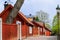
[32,21,44,28]
[0,4,33,26]
[18,12,34,26]
[25,15,34,18]
[0,4,12,17]
[44,26,51,32]
[32,21,51,32]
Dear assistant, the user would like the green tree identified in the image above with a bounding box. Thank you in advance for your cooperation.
[36,10,49,23]
[35,10,51,29]
[52,14,60,35]
[35,16,39,21]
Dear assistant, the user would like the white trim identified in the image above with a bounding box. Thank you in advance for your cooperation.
[0,18,2,40]
[29,26,32,34]
[16,21,22,40]
[38,27,40,35]
[40,28,42,32]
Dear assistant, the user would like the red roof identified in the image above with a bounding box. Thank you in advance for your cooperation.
[0,4,33,26]
[32,21,44,28]
[32,21,51,32]
[44,26,51,32]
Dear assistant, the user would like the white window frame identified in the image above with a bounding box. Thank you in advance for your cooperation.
[38,27,40,35]
[40,28,42,32]
[29,26,32,34]
[16,21,22,40]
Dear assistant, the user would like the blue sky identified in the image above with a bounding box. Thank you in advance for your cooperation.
[0,0,60,26]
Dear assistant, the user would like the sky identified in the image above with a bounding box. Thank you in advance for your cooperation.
[0,0,60,26]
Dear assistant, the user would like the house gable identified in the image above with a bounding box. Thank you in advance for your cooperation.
[0,4,33,26]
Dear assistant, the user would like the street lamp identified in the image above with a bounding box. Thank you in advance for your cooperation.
[56,5,60,40]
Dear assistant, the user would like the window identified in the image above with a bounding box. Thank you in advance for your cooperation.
[43,28,46,32]
[40,28,42,32]
[29,26,32,34]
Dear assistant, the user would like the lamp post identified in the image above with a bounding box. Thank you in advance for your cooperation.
[56,5,60,40]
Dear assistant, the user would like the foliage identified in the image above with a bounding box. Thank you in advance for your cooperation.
[45,23,51,29]
[36,10,49,23]
[35,16,40,21]
[52,14,60,35]
[35,10,51,30]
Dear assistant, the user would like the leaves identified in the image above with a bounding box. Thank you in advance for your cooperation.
[52,14,60,35]
[35,16,39,21]
[36,10,49,23]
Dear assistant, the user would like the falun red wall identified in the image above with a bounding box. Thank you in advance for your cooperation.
[45,30,51,36]
[33,26,38,36]
[22,24,27,37]
[2,23,17,40]
[2,23,29,40]
[22,23,33,38]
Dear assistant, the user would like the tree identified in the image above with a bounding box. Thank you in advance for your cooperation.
[6,0,24,24]
[35,16,39,21]
[36,10,49,23]
[35,10,51,29]
[52,14,60,35]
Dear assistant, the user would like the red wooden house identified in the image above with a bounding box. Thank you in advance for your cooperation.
[26,14,51,36]
[0,4,51,40]
[32,21,51,36]
[0,4,34,40]
[32,21,43,36]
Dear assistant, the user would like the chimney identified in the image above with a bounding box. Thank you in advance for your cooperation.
[4,1,8,9]
[29,14,32,16]
[33,17,35,21]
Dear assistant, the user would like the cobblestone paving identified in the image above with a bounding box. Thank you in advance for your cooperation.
[23,36,57,40]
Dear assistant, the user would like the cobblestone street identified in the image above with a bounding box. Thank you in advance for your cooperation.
[23,36,57,40]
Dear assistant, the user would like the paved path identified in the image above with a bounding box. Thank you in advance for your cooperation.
[6,36,57,40]
[23,36,57,40]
